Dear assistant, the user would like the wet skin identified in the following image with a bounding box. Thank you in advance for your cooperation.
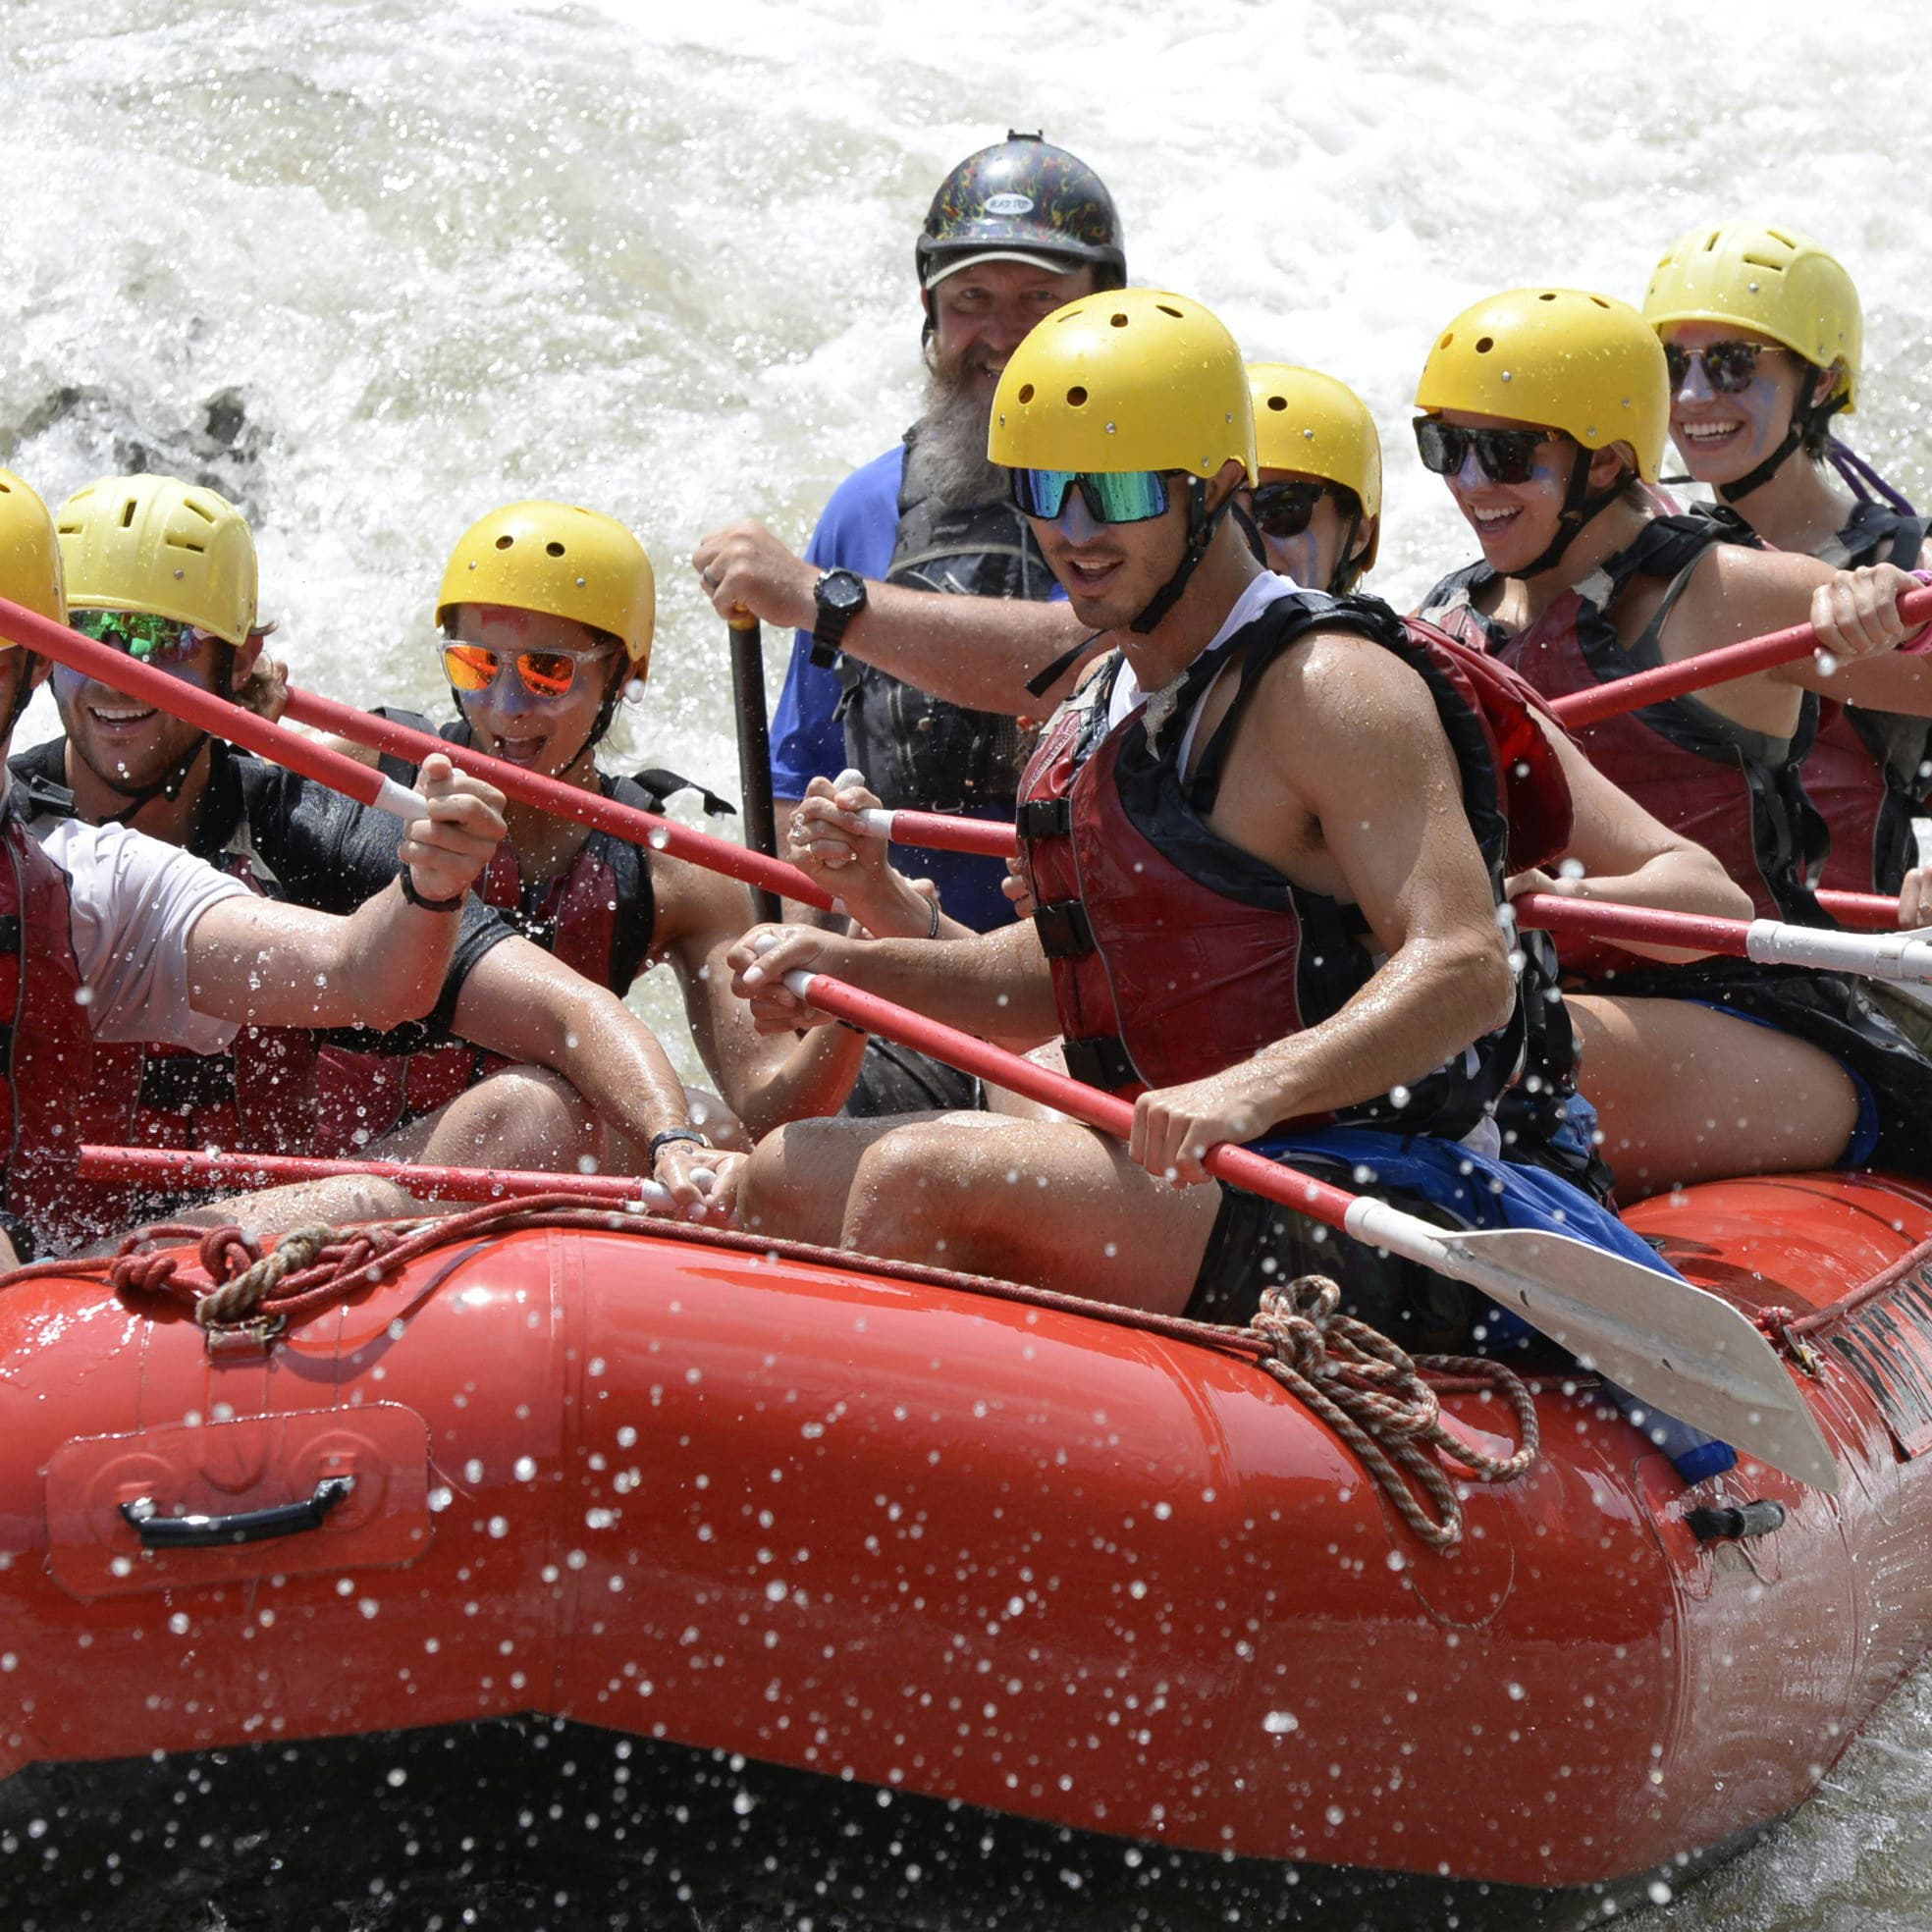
[55,626,260,802]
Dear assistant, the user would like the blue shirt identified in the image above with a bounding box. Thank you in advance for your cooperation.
[770,442,1063,934]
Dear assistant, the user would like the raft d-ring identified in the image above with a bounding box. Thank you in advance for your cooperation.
[119,1474,355,1549]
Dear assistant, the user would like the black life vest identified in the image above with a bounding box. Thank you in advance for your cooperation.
[1013,590,1565,1142]
[833,425,1052,812]
[1422,513,1830,980]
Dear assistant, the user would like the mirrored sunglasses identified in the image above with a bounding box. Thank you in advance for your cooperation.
[69,608,205,666]
[1413,418,1561,486]
[1663,339,1785,395]
[442,640,615,700]
[1008,468,1173,524]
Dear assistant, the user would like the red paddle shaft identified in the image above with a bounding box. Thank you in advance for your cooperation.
[78,1144,668,1208]
[782,971,1359,1225]
[1546,585,1932,728]
[0,597,428,821]
[280,683,835,913]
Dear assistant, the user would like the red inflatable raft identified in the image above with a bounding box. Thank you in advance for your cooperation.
[6,1171,1932,1892]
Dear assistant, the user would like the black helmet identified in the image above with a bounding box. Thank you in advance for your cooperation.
[915,132,1126,300]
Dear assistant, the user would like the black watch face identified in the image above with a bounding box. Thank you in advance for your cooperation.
[821,571,866,615]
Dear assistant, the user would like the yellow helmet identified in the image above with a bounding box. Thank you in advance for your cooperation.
[1248,362,1382,572]
[989,288,1256,481]
[1642,219,1860,410]
[0,470,65,642]
[1414,288,1669,483]
[436,502,655,673]
[57,475,261,647]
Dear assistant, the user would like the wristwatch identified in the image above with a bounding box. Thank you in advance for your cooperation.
[647,1127,714,1168]
[808,568,869,669]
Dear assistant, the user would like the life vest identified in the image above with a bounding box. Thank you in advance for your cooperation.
[1764,500,1932,896]
[0,805,97,1251]
[1013,590,1568,1141]
[833,426,1052,813]
[1422,513,1830,980]
[4,744,321,1231]
[309,715,672,1152]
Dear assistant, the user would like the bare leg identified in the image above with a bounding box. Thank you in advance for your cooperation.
[1568,994,1859,1198]
[743,1110,1220,1315]
[381,1065,606,1173]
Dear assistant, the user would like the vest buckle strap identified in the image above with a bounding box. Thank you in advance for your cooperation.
[1061,1033,1138,1091]
[1015,797,1072,841]
[1033,897,1096,959]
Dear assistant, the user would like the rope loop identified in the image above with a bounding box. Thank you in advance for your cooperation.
[1250,1274,1538,1550]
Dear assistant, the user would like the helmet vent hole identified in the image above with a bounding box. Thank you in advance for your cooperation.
[1156,303,1183,318]
[495,535,514,551]
[1266,396,1288,412]
[1017,383,1036,403]
[1589,296,1609,308]
[185,499,215,523]
[165,536,206,555]
[1537,292,1557,302]
[1438,332,1454,349]
[1066,386,1088,407]
[1743,252,1783,273]
[546,541,566,559]
[1110,312,1129,328]
[1475,337,1494,354]
[120,500,138,529]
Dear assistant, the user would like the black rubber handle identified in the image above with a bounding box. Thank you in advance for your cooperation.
[120,1474,355,1548]
[1685,1498,1787,1544]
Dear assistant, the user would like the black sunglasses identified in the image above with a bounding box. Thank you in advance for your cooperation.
[1414,418,1566,486]
[1663,339,1786,395]
[1248,480,1336,541]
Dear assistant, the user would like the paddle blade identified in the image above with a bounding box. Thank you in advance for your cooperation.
[1451,1225,1841,1494]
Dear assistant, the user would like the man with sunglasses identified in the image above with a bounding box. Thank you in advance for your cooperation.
[1645,221,1932,905]
[325,500,878,1162]
[16,477,751,1228]
[0,468,512,1261]
[720,288,1704,1374]
[691,134,1122,1118]
[1243,364,1382,596]
[1414,287,1932,1197]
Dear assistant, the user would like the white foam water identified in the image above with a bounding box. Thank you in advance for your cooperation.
[6,1,1932,1922]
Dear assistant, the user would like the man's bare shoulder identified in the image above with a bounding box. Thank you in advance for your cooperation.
[1247,621,1446,744]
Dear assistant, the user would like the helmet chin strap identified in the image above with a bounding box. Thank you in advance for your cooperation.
[1130,478,1240,635]
[1718,368,1848,505]
[1516,445,1629,581]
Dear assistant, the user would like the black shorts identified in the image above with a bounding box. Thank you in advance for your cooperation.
[1185,1159,1483,1347]
[840,1038,984,1119]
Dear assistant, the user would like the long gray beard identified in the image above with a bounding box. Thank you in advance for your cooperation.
[915,366,1006,509]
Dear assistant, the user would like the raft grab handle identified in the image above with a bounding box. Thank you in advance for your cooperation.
[120,1474,356,1549]
[1685,1499,1787,1544]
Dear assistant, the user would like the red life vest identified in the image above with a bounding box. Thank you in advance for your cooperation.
[1013,590,1567,1139]
[0,814,97,1250]
[1776,502,1932,895]
[1422,515,1828,981]
[68,826,319,1227]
